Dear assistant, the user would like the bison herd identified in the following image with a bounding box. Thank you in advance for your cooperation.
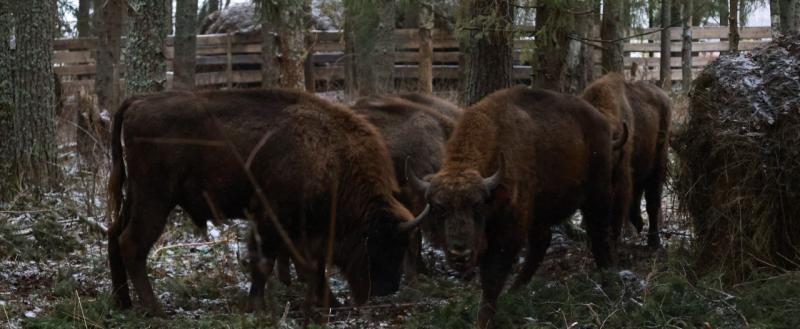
[106,73,671,328]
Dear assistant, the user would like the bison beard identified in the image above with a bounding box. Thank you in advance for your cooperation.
[106,88,418,317]
[407,86,624,328]
[582,73,672,248]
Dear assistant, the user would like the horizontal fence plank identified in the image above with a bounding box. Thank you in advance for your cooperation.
[628,26,772,41]
[624,40,768,52]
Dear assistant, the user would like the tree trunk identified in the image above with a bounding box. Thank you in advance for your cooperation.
[174,0,197,90]
[682,0,693,91]
[418,0,434,93]
[13,0,58,190]
[278,6,307,89]
[77,0,92,37]
[602,0,625,73]
[165,0,174,35]
[660,0,672,89]
[94,0,124,112]
[770,0,781,36]
[779,0,799,33]
[125,0,168,95]
[0,0,14,201]
[344,11,357,97]
[719,0,729,26]
[729,0,740,53]
[303,0,315,92]
[261,23,279,87]
[460,0,512,105]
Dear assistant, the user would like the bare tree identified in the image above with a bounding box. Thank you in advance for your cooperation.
[13,0,59,189]
[125,0,168,95]
[602,0,625,73]
[460,0,513,105]
[779,0,800,33]
[174,0,197,90]
[94,0,125,112]
[0,0,14,201]
[660,0,672,89]
[770,0,781,37]
[533,0,593,94]
[682,0,693,91]
[729,0,740,52]
[77,0,92,37]
[418,0,434,93]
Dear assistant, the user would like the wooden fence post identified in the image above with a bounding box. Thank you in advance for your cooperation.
[226,32,233,88]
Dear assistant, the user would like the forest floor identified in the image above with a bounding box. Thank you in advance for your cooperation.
[2,159,799,329]
[2,93,800,328]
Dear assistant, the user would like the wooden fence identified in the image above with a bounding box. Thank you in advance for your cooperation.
[54,26,772,97]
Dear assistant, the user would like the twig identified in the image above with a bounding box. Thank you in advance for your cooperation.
[152,239,233,258]
[0,209,57,214]
[2,303,10,328]
[75,290,89,329]
[79,215,108,234]
[317,301,433,311]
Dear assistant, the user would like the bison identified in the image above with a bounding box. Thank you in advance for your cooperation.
[352,93,463,276]
[107,88,422,316]
[581,73,672,248]
[405,86,627,328]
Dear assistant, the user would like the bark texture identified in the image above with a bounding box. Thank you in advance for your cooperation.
[95,0,125,112]
[0,0,14,201]
[78,0,92,37]
[729,0,740,52]
[682,0,693,90]
[13,0,58,189]
[460,0,513,105]
[261,23,279,87]
[779,0,800,33]
[602,0,625,73]
[418,0,434,93]
[660,0,672,89]
[125,0,168,95]
[174,0,198,90]
[349,0,396,96]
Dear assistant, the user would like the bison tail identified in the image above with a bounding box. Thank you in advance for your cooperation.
[107,98,134,226]
[612,122,629,150]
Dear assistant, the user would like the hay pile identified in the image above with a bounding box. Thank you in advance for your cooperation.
[673,33,800,281]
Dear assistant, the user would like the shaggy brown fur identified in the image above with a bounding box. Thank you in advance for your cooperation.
[352,93,463,276]
[107,89,415,316]
[410,86,624,328]
[582,73,672,248]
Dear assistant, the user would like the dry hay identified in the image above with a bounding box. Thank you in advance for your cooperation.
[672,33,800,282]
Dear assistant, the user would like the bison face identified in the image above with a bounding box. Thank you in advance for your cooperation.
[425,169,500,276]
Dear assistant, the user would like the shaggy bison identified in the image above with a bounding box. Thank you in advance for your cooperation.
[107,89,421,316]
[406,86,626,328]
[582,73,672,247]
[352,93,463,276]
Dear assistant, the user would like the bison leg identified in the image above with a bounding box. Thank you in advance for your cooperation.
[511,225,552,289]
[628,186,645,234]
[582,200,615,268]
[610,165,633,246]
[108,193,133,309]
[477,221,522,328]
[276,252,293,286]
[644,177,664,248]
[247,227,277,313]
[403,229,426,283]
[118,193,172,316]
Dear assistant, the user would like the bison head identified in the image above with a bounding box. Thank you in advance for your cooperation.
[349,199,425,304]
[404,159,502,276]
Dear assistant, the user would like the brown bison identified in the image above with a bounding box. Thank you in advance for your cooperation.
[107,88,422,316]
[352,93,463,275]
[582,73,672,248]
[406,86,627,328]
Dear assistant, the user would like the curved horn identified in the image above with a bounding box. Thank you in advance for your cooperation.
[482,156,504,192]
[405,157,430,192]
[398,204,430,233]
[612,122,629,150]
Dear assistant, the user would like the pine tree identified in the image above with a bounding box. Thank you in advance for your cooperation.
[12,0,59,190]
[459,0,513,105]
[174,0,198,90]
[0,0,14,201]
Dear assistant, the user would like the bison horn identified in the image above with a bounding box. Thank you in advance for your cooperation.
[405,157,430,192]
[398,204,430,233]
[612,122,629,150]
[482,156,504,192]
